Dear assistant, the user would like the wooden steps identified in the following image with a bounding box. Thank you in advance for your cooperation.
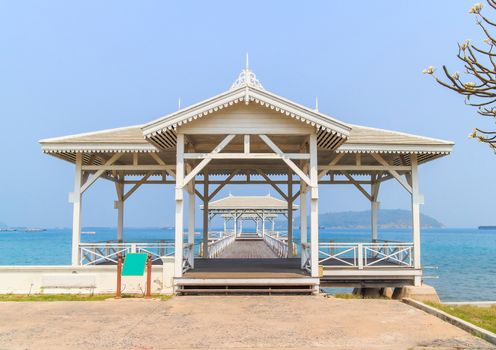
[175,277,319,295]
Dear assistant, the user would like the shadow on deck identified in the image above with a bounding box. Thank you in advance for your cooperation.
[184,258,307,279]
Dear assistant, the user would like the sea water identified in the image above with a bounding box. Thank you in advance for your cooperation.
[0,227,494,302]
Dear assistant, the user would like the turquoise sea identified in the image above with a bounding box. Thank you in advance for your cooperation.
[0,227,494,302]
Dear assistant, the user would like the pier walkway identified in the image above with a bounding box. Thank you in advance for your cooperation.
[216,237,278,259]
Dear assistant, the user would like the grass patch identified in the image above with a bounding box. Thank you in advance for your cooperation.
[0,294,173,302]
[426,302,496,334]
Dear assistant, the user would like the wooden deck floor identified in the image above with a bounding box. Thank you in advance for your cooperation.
[183,258,308,278]
[216,238,278,259]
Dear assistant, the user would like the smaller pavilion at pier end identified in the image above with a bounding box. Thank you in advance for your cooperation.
[40,63,453,294]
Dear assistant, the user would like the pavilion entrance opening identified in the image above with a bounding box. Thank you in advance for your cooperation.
[181,193,308,280]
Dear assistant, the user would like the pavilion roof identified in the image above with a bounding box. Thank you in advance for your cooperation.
[202,194,298,211]
[39,67,454,169]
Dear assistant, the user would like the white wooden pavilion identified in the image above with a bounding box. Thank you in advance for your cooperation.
[40,64,453,291]
[203,194,297,237]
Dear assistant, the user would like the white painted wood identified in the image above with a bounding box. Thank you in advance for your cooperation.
[371,154,413,194]
[188,185,195,269]
[287,172,293,254]
[123,173,152,201]
[149,152,176,178]
[371,178,380,242]
[309,134,319,277]
[203,171,209,258]
[183,153,310,160]
[255,168,288,200]
[178,103,315,135]
[72,153,83,266]
[318,165,411,172]
[300,181,307,268]
[244,134,250,154]
[410,154,421,273]
[182,134,235,187]
[259,135,311,186]
[318,153,344,179]
[342,172,372,201]
[82,165,174,171]
[174,134,185,278]
[208,170,239,201]
[116,181,124,242]
[80,153,122,194]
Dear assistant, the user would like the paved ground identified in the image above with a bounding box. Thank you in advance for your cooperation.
[0,296,493,350]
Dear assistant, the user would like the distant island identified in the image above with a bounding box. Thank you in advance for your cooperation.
[290,209,444,229]
[0,221,46,232]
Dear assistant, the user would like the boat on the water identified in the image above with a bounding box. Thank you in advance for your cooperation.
[82,231,96,235]
[478,226,496,230]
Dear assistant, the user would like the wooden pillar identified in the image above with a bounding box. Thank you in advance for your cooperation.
[262,210,265,236]
[300,181,307,268]
[300,181,307,244]
[187,181,195,268]
[233,210,237,237]
[116,181,124,243]
[371,179,380,242]
[174,133,185,277]
[309,134,319,277]
[71,153,83,266]
[202,171,209,258]
[287,172,293,256]
[410,154,421,284]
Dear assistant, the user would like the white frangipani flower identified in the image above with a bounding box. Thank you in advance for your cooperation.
[422,66,436,74]
[469,3,484,14]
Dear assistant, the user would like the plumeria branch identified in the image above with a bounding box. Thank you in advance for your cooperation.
[425,2,496,152]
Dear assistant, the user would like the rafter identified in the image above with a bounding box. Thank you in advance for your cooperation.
[259,134,311,186]
[182,134,236,187]
[371,153,412,194]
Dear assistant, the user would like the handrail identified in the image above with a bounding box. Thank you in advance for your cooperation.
[207,234,236,258]
[263,233,288,258]
[318,242,414,269]
[79,242,175,266]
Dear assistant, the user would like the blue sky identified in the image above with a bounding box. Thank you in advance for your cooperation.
[0,0,494,228]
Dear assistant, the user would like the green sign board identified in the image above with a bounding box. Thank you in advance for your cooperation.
[122,253,148,276]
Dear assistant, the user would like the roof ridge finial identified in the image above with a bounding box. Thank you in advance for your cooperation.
[230,54,264,90]
[315,96,319,112]
[178,97,181,110]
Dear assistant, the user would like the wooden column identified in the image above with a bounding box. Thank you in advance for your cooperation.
[116,180,124,243]
[233,210,237,237]
[202,171,209,258]
[187,181,195,268]
[287,172,293,256]
[309,134,319,277]
[71,153,83,266]
[371,179,380,242]
[174,133,185,277]
[300,181,307,244]
[410,154,422,284]
[300,180,307,268]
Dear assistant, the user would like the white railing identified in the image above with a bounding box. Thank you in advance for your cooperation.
[301,243,311,271]
[263,233,288,258]
[79,242,175,266]
[183,243,194,273]
[207,234,236,258]
[318,242,414,269]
